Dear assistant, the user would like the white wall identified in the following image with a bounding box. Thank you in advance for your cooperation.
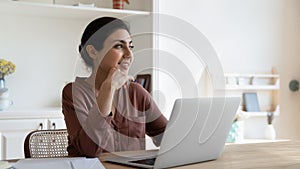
[155,0,282,118]
[275,0,300,139]
[0,13,91,108]
[158,0,282,73]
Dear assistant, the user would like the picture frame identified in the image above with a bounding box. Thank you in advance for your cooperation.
[136,74,151,93]
[243,92,260,112]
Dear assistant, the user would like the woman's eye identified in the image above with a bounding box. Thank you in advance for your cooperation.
[129,45,134,50]
[114,44,134,50]
[114,44,123,49]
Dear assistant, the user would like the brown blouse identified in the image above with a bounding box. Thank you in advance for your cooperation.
[62,77,167,157]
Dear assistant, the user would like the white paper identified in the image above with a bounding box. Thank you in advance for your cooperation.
[0,161,12,169]
[13,157,105,169]
[71,158,104,169]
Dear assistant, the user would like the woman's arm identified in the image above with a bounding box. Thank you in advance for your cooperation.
[62,83,114,157]
[129,83,168,146]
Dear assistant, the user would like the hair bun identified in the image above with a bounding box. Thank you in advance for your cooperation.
[78,44,82,52]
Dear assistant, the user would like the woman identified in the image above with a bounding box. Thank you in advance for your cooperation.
[62,17,168,157]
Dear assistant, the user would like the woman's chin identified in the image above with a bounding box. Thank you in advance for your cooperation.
[117,66,130,74]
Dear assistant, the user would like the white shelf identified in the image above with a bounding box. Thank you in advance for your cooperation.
[0,0,150,19]
[240,105,280,117]
[225,73,280,91]
[226,85,280,90]
[243,111,279,117]
[225,73,279,78]
[0,107,62,119]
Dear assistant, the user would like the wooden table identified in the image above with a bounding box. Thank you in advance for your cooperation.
[100,140,300,169]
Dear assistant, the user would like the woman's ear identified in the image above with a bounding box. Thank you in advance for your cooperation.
[85,45,98,60]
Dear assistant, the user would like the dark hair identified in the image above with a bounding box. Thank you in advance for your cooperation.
[79,17,130,68]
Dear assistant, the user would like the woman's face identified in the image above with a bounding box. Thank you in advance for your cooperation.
[96,29,133,75]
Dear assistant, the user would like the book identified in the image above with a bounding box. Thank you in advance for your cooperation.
[73,3,96,8]
[243,92,260,112]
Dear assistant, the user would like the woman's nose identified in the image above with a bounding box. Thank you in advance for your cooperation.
[123,45,132,58]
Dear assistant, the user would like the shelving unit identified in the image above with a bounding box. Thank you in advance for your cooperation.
[0,0,150,19]
[225,70,280,139]
[225,73,280,113]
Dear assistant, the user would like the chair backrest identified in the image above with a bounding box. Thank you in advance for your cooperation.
[24,129,68,158]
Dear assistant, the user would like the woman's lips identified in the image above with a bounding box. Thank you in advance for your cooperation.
[118,61,130,70]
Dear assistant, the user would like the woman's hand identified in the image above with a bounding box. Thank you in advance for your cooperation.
[95,67,133,117]
[107,68,134,91]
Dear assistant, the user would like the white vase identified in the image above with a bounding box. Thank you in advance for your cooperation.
[0,99,13,110]
[265,124,276,140]
[0,78,12,110]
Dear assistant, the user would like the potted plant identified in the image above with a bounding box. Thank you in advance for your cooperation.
[265,112,276,139]
[226,111,247,143]
[0,59,16,89]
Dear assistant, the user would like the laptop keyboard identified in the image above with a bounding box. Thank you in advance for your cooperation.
[129,158,156,166]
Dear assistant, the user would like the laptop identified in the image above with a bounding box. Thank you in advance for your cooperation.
[105,97,241,169]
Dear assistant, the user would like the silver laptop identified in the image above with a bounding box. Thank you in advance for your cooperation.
[105,97,241,169]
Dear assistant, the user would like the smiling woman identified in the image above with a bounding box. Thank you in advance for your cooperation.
[61,17,167,158]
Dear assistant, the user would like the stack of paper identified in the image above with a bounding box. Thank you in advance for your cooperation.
[13,157,104,169]
[0,161,12,169]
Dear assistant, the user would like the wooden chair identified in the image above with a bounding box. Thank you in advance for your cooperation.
[24,129,69,158]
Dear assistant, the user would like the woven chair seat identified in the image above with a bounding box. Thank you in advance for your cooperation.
[24,129,69,158]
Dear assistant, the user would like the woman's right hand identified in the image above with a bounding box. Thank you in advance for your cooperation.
[107,67,134,91]
[96,67,133,117]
